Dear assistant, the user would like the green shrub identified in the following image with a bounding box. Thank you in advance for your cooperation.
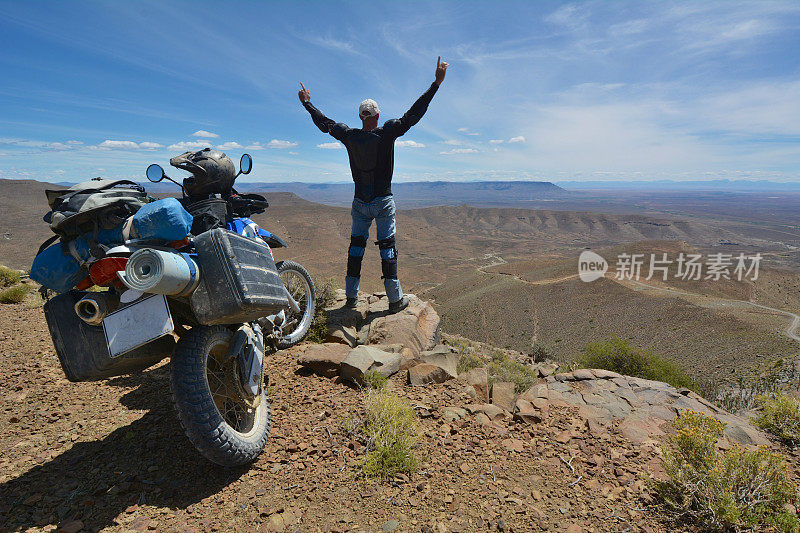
[306,277,337,344]
[455,350,537,393]
[487,351,538,393]
[579,336,692,390]
[0,285,30,304]
[753,394,800,446]
[0,266,21,288]
[362,390,418,478]
[530,340,554,362]
[363,370,388,390]
[456,352,486,375]
[656,410,799,532]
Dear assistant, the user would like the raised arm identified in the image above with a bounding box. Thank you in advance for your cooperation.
[385,57,449,138]
[298,82,350,141]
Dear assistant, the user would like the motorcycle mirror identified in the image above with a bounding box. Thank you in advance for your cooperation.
[240,154,253,175]
[146,164,165,183]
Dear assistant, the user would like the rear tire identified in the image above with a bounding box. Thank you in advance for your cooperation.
[276,260,316,349]
[170,325,271,466]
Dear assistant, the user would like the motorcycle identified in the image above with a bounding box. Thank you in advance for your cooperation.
[42,154,315,466]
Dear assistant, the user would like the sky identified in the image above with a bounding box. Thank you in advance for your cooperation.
[1,0,799,185]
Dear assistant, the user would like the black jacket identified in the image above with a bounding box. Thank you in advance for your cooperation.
[303,82,439,202]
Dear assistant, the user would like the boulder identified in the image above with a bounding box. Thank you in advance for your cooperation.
[366,295,440,357]
[340,346,401,383]
[440,406,467,422]
[491,381,516,412]
[373,344,417,371]
[325,298,368,327]
[459,367,489,402]
[296,343,352,377]
[537,363,559,377]
[419,346,459,379]
[370,349,402,377]
[408,363,452,386]
[326,324,358,347]
[520,384,548,402]
[514,398,543,424]
[476,403,510,421]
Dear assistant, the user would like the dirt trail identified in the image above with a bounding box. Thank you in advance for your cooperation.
[475,254,800,343]
[476,254,580,286]
[619,278,800,343]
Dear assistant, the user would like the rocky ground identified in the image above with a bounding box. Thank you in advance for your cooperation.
[0,293,793,532]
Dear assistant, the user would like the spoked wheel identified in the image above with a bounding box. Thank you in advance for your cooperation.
[170,325,270,466]
[276,260,316,349]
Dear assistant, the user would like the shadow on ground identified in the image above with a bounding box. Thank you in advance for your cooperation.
[0,365,246,532]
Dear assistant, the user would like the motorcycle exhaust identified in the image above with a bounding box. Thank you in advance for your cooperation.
[118,248,200,296]
[74,292,120,325]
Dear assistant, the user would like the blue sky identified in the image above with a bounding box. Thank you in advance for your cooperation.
[1,0,799,184]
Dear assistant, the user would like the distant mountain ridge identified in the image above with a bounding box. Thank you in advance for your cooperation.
[556,179,800,191]
[133,179,566,208]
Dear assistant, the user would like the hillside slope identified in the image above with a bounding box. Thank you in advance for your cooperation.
[0,294,792,532]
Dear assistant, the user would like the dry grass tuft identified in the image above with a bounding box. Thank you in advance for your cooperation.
[0,265,22,288]
[361,390,419,479]
[0,284,30,304]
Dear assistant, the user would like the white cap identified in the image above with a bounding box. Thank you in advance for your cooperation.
[359,99,380,119]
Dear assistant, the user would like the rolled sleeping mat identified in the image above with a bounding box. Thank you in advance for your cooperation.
[118,249,200,296]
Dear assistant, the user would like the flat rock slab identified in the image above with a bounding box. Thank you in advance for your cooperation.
[514,370,770,447]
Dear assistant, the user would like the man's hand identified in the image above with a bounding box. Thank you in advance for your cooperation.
[435,56,449,86]
[298,82,310,103]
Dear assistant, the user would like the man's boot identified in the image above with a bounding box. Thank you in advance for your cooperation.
[344,297,357,309]
[388,295,409,313]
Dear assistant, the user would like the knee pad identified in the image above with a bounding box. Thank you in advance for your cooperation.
[347,235,367,278]
[376,237,398,279]
[349,235,367,257]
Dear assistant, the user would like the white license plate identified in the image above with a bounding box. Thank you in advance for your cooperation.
[103,294,174,358]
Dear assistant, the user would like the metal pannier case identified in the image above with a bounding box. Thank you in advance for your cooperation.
[44,291,175,382]
[189,228,289,325]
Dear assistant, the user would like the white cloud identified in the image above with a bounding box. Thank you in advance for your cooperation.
[442,139,464,145]
[192,130,219,138]
[288,151,299,155]
[167,140,212,151]
[245,142,265,150]
[439,148,479,155]
[457,127,469,132]
[317,142,343,149]
[508,136,526,143]
[267,139,298,149]
[216,141,243,150]
[138,142,163,150]
[66,140,83,145]
[94,140,164,150]
[395,140,425,148]
[98,140,139,150]
[489,139,504,144]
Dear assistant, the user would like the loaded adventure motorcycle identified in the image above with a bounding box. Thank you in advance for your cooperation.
[30,150,315,466]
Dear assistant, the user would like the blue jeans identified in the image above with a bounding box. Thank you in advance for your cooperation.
[345,195,403,303]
